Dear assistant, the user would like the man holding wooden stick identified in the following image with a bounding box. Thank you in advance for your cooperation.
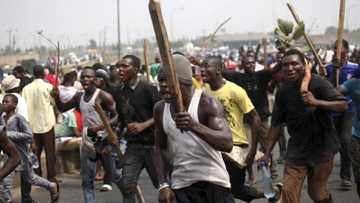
[261,49,347,203]
[53,67,122,203]
[154,54,235,203]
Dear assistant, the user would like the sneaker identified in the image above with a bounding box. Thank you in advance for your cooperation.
[100,184,113,192]
[341,179,352,188]
[268,183,283,203]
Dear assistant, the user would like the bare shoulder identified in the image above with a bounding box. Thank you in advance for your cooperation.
[99,90,114,103]
[199,91,224,116]
[154,100,166,116]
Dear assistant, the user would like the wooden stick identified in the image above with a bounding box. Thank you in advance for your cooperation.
[149,0,184,112]
[335,0,346,87]
[55,41,60,87]
[287,3,325,76]
[262,38,269,70]
[203,17,232,48]
[143,39,151,82]
[94,102,145,203]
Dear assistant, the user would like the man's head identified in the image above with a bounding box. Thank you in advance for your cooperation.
[33,65,45,79]
[333,39,349,63]
[116,55,141,83]
[157,54,193,102]
[201,56,223,84]
[80,67,96,92]
[95,69,109,88]
[2,94,18,113]
[243,55,256,73]
[12,66,25,79]
[282,49,306,83]
[1,75,20,93]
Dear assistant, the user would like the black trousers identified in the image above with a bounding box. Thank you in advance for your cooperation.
[174,182,235,203]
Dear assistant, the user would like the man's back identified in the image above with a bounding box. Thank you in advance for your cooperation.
[22,79,55,134]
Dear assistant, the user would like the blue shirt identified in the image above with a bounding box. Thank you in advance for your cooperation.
[341,78,360,139]
[326,62,358,113]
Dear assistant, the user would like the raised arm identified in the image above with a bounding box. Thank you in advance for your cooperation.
[53,90,81,112]
[0,131,21,180]
[174,93,233,152]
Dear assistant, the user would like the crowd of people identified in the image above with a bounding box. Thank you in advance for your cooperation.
[0,38,359,203]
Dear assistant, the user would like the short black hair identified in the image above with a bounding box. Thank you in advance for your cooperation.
[33,65,45,78]
[92,63,105,71]
[205,55,224,70]
[334,39,349,50]
[283,48,306,65]
[123,55,141,70]
[4,94,18,105]
[13,65,25,73]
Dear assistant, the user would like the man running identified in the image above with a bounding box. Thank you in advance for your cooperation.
[262,49,347,203]
[54,67,121,203]
[154,54,235,203]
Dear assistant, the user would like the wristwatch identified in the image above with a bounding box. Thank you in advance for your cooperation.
[158,182,170,191]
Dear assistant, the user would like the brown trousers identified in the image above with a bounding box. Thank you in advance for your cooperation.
[33,127,57,182]
[282,159,334,203]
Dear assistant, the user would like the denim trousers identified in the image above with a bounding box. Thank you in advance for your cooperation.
[0,159,52,203]
[80,143,122,203]
[333,112,353,180]
[120,144,159,203]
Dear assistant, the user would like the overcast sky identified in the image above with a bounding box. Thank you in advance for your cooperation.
[1,0,359,49]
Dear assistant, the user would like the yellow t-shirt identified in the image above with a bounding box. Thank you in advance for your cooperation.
[192,77,202,89]
[206,81,254,145]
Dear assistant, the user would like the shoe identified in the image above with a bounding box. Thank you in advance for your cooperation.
[100,184,113,192]
[268,183,283,203]
[50,182,60,203]
[341,179,352,189]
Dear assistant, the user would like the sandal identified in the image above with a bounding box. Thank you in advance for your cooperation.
[50,182,60,203]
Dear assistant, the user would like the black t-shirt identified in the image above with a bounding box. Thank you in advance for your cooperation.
[113,80,160,145]
[222,70,272,120]
[271,75,344,165]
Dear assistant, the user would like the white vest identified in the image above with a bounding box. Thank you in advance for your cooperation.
[163,89,231,189]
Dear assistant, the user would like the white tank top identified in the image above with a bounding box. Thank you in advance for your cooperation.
[163,89,231,189]
[80,88,102,128]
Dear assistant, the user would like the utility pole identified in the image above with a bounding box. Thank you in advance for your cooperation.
[6,29,16,54]
[117,0,121,60]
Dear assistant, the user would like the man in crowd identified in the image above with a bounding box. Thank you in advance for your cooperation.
[201,56,281,202]
[339,70,360,198]
[262,49,347,203]
[0,94,59,203]
[326,39,359,189]
[54,67,121,203]
[22,65,57,183]
[12,66,33,93]
[113,55,159,203]
[154,54,235,203]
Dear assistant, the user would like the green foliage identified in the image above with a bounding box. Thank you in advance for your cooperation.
[274,18,306,50]
[277,19,294,36]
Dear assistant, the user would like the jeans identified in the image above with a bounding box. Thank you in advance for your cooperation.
[282,160,334,203]
[120,144,159,203]
[333,112,353,180]
[0,159,53,203]
[80,144,122,203]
